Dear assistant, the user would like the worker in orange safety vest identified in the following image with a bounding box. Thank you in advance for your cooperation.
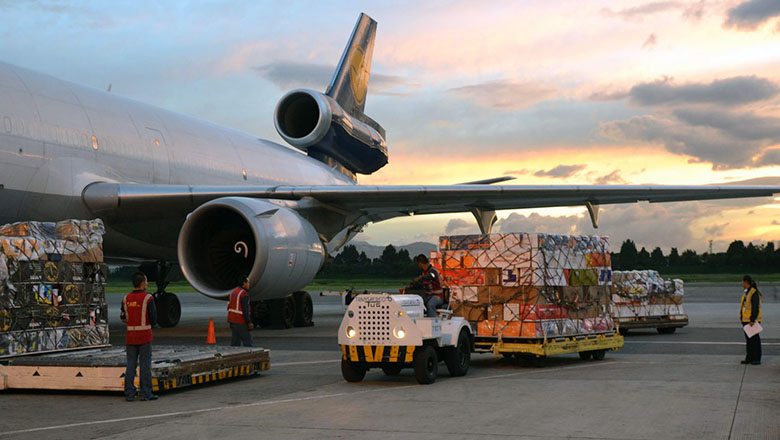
[120,272,158,401]
[228,276,253,347]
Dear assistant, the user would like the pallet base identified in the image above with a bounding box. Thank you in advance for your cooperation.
[0,345,270,392]
[474,332,624,357]
[617,315,688,330]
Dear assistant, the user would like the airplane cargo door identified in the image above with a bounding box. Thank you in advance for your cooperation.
[145,127,170,183]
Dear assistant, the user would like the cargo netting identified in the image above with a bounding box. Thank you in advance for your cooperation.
[433,233,614,340]
[611,270,685,320]
[0,219,108,357]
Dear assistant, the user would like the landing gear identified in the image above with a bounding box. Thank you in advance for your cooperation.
[251,291,314,329]
[143,261,181,328]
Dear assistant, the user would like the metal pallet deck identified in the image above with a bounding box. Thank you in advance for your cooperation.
[0,345,270,392]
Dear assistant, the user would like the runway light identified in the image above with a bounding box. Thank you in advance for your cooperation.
[393,327,406,339]
[346,326,356,338]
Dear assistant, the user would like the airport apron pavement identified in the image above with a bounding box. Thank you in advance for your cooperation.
[0,282,777,439]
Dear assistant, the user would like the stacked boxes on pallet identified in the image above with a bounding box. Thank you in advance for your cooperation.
[611,270,685,320]
[0,219,109,357]
[432,233,614,339]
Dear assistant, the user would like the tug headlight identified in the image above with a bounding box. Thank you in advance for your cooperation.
[346,326,356,338]
[393,327,406,339]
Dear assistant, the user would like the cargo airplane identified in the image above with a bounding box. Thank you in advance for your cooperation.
[0,13,777,327]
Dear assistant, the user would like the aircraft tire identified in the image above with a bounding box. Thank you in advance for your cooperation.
[292,291,314,327]
[156,292,181,328]
[270,297,295,328]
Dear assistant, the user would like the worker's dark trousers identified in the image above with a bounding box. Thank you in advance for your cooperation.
[230,323,253,347]
[743,328,761,363]
[125,343,153,399]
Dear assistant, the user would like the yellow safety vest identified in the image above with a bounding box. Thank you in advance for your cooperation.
[740,287,762,323]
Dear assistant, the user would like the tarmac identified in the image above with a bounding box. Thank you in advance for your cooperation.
[0,282,777,439]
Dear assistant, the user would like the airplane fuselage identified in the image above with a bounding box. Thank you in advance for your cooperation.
[0,61,353,261]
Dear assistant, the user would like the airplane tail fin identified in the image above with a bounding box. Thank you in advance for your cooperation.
[326,13,377,116]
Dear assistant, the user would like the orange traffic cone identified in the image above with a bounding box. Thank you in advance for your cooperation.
[206,318,216,344]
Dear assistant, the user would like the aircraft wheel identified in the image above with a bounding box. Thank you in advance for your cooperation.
[591,349,606,361]
[270,297,295,328]
[413,345,438,384]
[444,329,471,377]
[293,291,314,327]
[341,359,366,382]
[155,292,181,328]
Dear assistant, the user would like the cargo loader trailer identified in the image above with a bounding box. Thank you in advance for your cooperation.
[0,345,269,392]
[473,330,624,362]
[615,314,689,335]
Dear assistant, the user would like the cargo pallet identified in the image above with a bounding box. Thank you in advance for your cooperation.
[473,331,624,360]
[616,315,689,333]
[0,345,269,392]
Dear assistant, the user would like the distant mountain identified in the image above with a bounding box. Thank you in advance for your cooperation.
[343,241,437,260]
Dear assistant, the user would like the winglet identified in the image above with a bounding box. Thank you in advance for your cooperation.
[326,13,377,115]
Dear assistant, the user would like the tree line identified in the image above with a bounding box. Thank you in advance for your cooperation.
[612,239,780,273]
[319,244,420,278]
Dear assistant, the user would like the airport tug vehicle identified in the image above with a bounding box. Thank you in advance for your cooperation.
[338,293,472,384]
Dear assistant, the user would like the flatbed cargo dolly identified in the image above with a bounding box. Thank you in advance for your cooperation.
[474,331,624,362]
[338,293,472,384]
[615,314,689,335]
[0,345,269,392]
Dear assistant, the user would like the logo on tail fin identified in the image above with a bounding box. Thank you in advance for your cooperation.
[349,46,368,107]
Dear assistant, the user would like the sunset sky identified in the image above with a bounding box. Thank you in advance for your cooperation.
[3,0,780,252]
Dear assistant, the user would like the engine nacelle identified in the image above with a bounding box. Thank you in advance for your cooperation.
[274,88,388,175]
[178,197,326,301]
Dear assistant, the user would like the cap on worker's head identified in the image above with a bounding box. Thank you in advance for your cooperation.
[415,254,429,264]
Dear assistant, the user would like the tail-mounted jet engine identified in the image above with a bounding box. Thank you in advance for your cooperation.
[274,88,388,175]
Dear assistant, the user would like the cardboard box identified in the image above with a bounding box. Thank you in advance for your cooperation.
[451,303,487,321]
[477,320,538,338]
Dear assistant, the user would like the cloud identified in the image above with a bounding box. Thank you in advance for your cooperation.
[589,89,630,101]
[599,113,775,169]
[593,170,628,184]
[534,164,586,178]
[503,169,529,175]
[628,76,780,106]
[642,33,658,49]
[446,80,557,110]
[724,0,780,30]
[704,222,730,236]
[253,61,416,95]
[444,218,479,235]
[601,2,682,20]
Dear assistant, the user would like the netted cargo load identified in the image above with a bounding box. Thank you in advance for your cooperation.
[434,233,614,340]
[611,270,685,321]
[0,219,109,358]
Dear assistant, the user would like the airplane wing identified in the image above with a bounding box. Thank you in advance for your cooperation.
[83,182,780,227]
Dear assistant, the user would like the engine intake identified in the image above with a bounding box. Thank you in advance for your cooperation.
[274,89,388,175]
[178,197,325,300]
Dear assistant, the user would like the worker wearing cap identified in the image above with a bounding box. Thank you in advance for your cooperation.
[740,275,762,365]
[120,272,158,401]
[228,276,253,347]
[410,254,444,317]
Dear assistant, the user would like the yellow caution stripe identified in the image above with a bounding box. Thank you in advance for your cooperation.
[341,345,416,363]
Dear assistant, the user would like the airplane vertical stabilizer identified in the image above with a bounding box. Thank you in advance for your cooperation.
[326,13,377,116]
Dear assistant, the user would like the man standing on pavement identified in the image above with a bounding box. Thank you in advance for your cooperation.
[120,272,158,401]
[228,276,253,347]
[740,275,762,365]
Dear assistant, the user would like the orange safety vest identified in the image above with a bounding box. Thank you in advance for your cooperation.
[123,290,154,345]
[227,287,249,324]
